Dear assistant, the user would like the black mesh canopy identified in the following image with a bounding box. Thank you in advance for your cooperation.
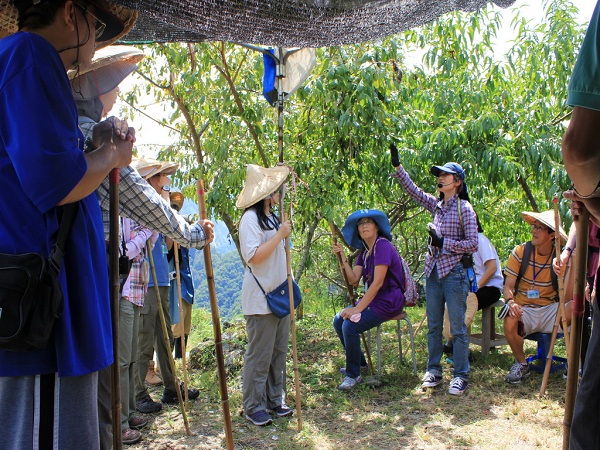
[115,0,515,47]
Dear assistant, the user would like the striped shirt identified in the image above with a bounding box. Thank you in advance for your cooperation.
[79,121,208,249]
[392,165,478,278]
[505,243,558,307]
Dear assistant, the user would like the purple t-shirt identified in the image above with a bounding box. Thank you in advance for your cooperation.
[356,237,405,320]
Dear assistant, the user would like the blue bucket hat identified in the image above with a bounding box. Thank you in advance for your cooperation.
[341,209,393,249]
[430,162,465,181]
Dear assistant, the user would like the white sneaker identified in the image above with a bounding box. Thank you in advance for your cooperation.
[337,376,363,391]
[505,361,530,384]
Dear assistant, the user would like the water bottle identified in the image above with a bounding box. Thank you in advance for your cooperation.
[466,267,477,292]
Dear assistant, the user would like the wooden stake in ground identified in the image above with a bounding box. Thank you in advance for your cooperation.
[109,168,122,450]
[146,242,191,436]
[197,180,234,450]
[173,242,189,410]
[329,222,374,373]
[563,207,589,449]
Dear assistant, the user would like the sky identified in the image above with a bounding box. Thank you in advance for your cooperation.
[117,0,597,157]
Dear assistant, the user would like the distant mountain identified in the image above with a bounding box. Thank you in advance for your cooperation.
[179,198,236,254]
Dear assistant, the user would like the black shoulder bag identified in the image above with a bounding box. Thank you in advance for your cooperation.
[0,204,76,351]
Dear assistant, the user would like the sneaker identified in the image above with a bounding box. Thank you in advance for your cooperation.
[246,410,273,426]
[161,382,200,404]
[266,404,294,417]
[421,372,443,388]
[145,365,163,386]
[448,377,468,395]
[505,361,530,384]
[121,428,142,445]
[128,415,148,430]
[337,376,363,391]
[339,364,368,375]
[136,394,162,413]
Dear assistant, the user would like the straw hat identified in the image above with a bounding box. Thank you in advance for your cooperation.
[341,209,393,249]
[170,191,184,211]
[141,158,179,180]
[131,157,161,178]
[0,0,137,49]
[521,210,568,245]
[236,164,290,209]
[69,45,143,99]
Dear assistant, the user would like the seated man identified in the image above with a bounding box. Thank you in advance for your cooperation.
[502,210,570,384]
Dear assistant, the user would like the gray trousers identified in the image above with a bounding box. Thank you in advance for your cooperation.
[120,299,140,427]
[242,314,290,415]
[0,372,99,450]
[135,285,175,399]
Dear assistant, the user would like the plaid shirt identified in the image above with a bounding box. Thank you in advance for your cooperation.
[80,122,208,249]
[392,166,478,278]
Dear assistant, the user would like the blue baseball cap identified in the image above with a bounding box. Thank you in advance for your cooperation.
[341,209,393,249]
[430,162,465,181]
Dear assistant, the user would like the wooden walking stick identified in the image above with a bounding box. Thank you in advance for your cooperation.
[563,207,589,449]
[280,193,303,431]
[539,196,569,396]
[173,242,189,410]
[146,242,191,436]
[197,180,234,450]
[109,168,122,450]
[329,222,374,373]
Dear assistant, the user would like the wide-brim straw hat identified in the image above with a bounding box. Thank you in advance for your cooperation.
[141,158,179,180]
[131,157,161,178]
[342,209,393,250]
[521,210,568,245]
[0,0,137,49]
[170,191,184,211]
[69,45,143,99]
[236,164,290,210]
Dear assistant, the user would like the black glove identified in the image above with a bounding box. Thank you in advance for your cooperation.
[428,228,444,248]
[389,143,400,167]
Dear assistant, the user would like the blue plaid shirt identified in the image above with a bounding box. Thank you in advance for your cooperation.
[392,166,478,278]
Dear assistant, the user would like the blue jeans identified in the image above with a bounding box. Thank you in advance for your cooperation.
[333,308,385,379]
[426,264,470,379]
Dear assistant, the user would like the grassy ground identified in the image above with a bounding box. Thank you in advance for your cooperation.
[128,305,569,450]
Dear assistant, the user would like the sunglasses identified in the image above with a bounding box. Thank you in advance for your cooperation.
[74,2,107,40]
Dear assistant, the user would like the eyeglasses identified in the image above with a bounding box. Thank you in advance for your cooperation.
[531,223,549,233]
[74,2,107,40]
[357,219,374,227]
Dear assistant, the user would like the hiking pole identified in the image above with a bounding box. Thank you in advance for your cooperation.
[563,207,589,449]
[197,180,234,450]
[173,242,189,410]
[329,222,374,374]
[109,168,123,450]
[281,192,303,431]
[146,241,191,436]
[539,196,568,396]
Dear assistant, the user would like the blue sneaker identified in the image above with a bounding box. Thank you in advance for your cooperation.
[266,404,294,417]
[448,377,468,395]
[421,371,443,388]
[246,410,273,426]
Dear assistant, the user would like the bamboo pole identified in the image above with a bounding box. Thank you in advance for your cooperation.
[329,222,374,373]
[109,168,122,450]
[539,195,568,396]
[563,208,589,449]
[173,242,189,410]
[146,242,191,436]
[196,180,234,449]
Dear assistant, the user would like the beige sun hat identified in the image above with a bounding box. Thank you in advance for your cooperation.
[69,45,143,99]
[141,158,179,180]
[236,164,290,210]
[131,157,161,178]
[170,191,185,211]
[521,210,568,245]
[0,0,137,49]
